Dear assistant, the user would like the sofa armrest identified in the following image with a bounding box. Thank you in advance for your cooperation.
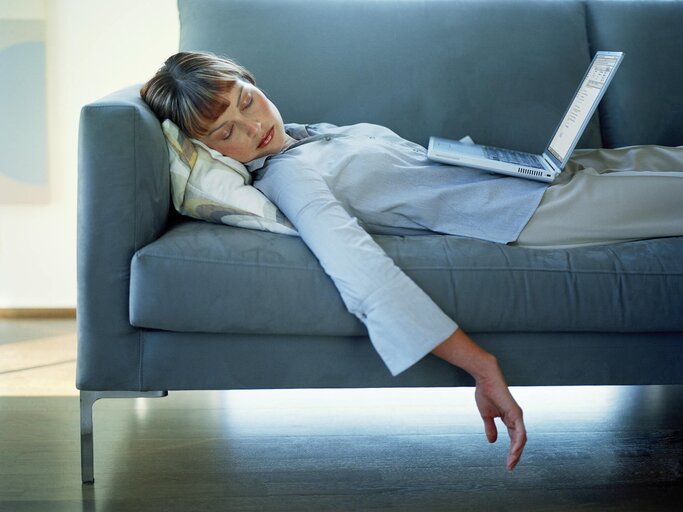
[77,85,170,390]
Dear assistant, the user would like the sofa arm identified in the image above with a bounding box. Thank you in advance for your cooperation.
[77,85,170,391]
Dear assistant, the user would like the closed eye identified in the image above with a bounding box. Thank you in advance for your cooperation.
[242,93,253,110]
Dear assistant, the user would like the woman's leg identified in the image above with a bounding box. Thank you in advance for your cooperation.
[514,146,683,249]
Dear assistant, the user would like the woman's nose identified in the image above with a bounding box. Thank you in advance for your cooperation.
[246,120,261,137]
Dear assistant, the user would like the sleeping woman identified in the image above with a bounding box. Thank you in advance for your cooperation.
[141,51,683,472]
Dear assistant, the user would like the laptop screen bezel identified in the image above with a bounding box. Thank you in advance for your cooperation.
[543,51,624,171]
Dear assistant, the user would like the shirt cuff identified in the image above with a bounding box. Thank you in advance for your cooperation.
[359,276,458,376]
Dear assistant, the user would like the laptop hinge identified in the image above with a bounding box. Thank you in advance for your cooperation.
[543,153,561,175]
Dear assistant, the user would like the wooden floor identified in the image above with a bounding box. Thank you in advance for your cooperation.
[0,319,681,511]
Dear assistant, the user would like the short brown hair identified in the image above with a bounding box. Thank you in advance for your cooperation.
[140,52,256,138]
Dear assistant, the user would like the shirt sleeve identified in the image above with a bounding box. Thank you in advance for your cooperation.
[254,162,457,375]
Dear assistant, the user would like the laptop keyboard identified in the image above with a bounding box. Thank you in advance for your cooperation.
[484,146,544,169]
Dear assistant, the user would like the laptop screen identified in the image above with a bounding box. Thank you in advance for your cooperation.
[546,52,623,164]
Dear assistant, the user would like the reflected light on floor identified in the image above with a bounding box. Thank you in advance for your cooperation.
[210,387,479,435]
[133,396,151,420]
[513,385,624,425]
[188,386,631,439]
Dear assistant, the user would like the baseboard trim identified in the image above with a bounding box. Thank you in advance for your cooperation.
[0,308,77,319]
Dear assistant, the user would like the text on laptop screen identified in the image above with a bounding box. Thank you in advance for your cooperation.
[547,54,620,162]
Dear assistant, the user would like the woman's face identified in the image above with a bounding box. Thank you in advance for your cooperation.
[200,80,289,163]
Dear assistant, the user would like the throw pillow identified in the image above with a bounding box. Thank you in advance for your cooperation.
[161,119,297,236]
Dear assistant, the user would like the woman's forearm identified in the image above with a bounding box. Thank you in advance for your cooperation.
[431,327,498,381]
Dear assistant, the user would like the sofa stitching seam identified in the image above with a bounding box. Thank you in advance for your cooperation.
[131,252,683,276]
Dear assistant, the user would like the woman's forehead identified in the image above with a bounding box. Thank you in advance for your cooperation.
[219,79,250,109]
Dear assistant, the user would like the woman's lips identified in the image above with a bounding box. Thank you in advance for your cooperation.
[258,127,274,149]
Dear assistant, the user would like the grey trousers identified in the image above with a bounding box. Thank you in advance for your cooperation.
[514,145,683,249]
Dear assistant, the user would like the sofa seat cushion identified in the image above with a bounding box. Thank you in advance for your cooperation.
[130,220,683,335]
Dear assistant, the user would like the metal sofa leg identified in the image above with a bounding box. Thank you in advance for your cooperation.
[80,390,168,484]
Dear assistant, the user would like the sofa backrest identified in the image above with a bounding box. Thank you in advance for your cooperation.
[585,0,683,147]
[178,0,682,151]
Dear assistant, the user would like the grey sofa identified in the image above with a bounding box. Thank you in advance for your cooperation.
[77,0,683,483]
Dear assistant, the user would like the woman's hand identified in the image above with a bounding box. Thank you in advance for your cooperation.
[474,360,526,470]
[431,328,527,470]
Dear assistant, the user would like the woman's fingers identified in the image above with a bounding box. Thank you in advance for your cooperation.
[504,412,527,471]
[483,415,498,443]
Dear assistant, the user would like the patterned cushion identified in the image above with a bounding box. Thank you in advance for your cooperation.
[161,119,297,235]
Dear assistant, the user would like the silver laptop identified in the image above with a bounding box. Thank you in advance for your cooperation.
[427,51,624,182]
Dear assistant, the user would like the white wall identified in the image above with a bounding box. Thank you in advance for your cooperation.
[0,0,179,308]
